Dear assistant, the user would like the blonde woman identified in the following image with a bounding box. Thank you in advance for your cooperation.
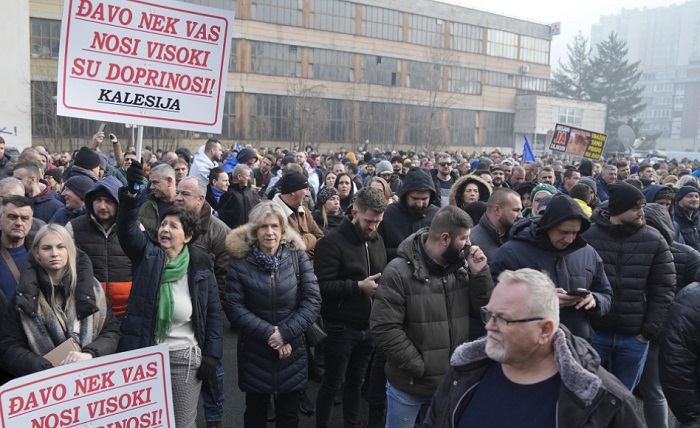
[367,176,397,204]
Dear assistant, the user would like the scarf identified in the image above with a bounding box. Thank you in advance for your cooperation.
[252,244,283,272]
[210,185,225,203]
[154,246,190,343]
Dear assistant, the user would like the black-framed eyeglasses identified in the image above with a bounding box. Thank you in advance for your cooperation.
[438,162,453,167]
[480,307,544,327]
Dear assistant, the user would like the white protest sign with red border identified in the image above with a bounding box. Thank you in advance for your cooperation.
[0,345,174,428]
[56,0,235,133]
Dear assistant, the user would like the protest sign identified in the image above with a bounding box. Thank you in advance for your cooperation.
[56,0,235,133]
[0,345,174,428]
[549,123,607,160]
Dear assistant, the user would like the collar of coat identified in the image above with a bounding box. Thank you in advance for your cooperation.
[450,328,603,406]
[226,222,306,260]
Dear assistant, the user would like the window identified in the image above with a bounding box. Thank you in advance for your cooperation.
[310,0,355,35]
[553,107,582,126]
[229,39,237,72]
[220,92,237,139]
[408,14,444,48]
[405,105,443,147]
[483,112,514,146]
[449,67,481,95]
[485,71,515,88]
[361,55,400,86]
[406,61,442,91]
[250,42,302,77]
[249,94,296,141]
[309,49,354,82]
[358,102,401,146]
[519,36,549,65]
[319,99,353,142]
[362,6,402,42]
[252,0,302,27]
[520,76,548,92]
[181,0,237,12]
[447,109,478,146]
[31,18,61,59]
[450,23,483,54]
[486,29,518,59]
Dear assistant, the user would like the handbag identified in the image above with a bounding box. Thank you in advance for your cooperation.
[291,250,327,347]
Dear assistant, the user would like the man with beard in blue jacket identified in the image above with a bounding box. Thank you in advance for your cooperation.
[491,194,612,342]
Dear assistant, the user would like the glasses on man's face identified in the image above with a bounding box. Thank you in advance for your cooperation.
[438,162,453,167]
[480,306,544,327]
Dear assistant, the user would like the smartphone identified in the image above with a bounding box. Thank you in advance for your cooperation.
[566,288,591,297]
[98,123,106,133]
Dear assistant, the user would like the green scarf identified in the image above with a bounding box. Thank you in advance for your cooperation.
[154,245,190,344]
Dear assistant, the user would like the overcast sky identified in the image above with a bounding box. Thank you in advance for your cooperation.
[449,0,682,70]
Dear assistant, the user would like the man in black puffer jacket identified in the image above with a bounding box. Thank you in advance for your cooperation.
[583,183,675,391]
[314,188,388,428]
[378,168,439,261]
[659,281,700,427]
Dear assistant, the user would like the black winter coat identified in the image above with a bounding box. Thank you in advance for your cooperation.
[223,225,321,394]
[659,282,700,426]
[116,189,223,362]
[315,216,387,329]
[0,251,120,377]
[583,207,675,339]
[378,170,438,261]
[674,204,700,252]
[491,216,612,340]
[424,327,643,428]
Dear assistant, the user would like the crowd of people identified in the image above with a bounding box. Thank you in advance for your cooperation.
[3,131,700,427]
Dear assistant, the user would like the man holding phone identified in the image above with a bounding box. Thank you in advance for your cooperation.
[491,194,612,341]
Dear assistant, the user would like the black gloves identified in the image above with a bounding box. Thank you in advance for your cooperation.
[126,160,144,194]
[197,355,218,382]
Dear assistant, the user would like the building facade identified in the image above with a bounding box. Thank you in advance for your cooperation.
[29,0,554,152]
[591,1,700,142]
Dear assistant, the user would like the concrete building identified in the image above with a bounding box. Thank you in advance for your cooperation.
[591,1,700,146]
[28,0,557,152]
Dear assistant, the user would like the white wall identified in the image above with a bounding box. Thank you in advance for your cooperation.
[1,0,31,150]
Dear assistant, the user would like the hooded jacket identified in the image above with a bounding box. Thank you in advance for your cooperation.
[659,282,700,426]
[644,203,700,290]
[370,229,493,397]
[223,224,321,394]
[491,195,612,340]
[188,144,218,184]
[378,169,439,261]
[583,207,675,339]
[674,199,700,251]
[67,176,132,317]
[448,174,492,210]
[423,327,643,428]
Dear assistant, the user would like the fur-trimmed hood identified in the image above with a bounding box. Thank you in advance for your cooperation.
[449,174,492,208]
[226,222,306,259]
[449,328,603,406]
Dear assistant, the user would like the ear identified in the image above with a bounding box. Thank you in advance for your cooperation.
[183,235,192,244]
[351,208,358,218]
[440,232,451,247]
[538,319,556,345]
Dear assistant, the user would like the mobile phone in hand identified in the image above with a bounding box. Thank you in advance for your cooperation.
[98,123,106,133]
[566,288,591,297]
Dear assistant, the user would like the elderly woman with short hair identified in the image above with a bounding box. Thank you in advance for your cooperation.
[224,201,321,428]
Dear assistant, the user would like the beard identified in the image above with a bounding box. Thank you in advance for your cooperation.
[485,332,507,362]
[443,240,465,265]
[354,219,377,242]
[407,204,428,218]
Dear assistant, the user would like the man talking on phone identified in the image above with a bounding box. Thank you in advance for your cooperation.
[491,194,612,342]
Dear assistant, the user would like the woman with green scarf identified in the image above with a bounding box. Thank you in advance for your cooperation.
[116,183,223,428]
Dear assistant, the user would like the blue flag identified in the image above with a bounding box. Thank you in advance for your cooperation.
[523,135,536,163]
[234,143,243,152]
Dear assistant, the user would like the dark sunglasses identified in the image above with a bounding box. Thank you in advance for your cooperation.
[438,162,453,167]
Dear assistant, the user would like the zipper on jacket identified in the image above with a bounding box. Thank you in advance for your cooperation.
[451,382,479,428]
[365,242,372,310]
[271,271,278,397]
[442,277,453,352]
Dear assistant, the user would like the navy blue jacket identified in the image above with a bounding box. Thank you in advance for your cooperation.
[116,189,222,361]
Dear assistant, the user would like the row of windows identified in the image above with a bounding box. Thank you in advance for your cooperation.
[30,12,549,65]
[554,107,582,126]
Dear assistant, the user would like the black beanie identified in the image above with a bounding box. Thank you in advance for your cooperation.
[608,183,646,216]
[676,185,700,202]
[237,148,256,164]
[74,146,100,169]
[281,171,309,194]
